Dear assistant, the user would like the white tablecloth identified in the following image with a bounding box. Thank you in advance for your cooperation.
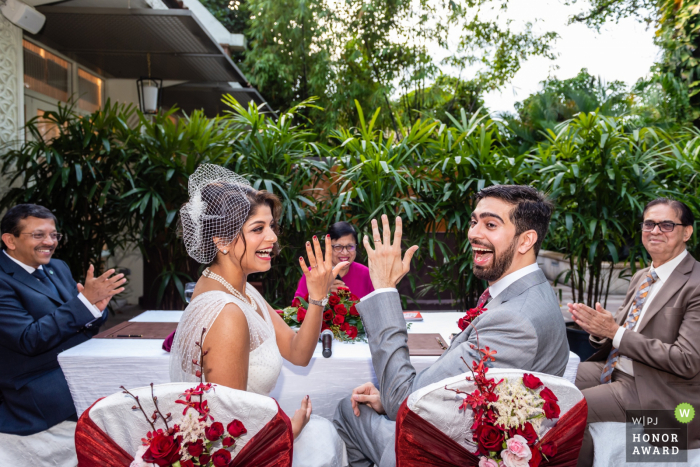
[58,311,579,420]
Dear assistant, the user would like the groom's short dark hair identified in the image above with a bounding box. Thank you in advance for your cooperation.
[474,185,553,256]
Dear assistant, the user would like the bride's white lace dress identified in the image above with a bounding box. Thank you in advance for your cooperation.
[169,286,347,467]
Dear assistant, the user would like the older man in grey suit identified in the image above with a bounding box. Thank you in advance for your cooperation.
[333,185,570,467]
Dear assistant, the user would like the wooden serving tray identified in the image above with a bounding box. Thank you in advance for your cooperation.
[94,321,178,339]
[407,333,448,356]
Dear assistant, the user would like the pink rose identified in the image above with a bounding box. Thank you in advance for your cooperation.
[505,435,532,459]
[479,457,501,467]
[501,450,531,467]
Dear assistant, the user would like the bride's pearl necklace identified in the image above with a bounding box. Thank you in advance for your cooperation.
[202,268,257,311]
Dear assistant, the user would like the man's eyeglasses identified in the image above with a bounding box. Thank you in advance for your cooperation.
[640,221,686,233]
[331,244,356,253]
[21,232,63,242]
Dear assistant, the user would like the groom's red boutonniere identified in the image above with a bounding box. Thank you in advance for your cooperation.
[457,306,486,332]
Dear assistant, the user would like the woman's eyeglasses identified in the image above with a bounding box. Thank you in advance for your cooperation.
[331,244,356,253]
[640,221,685,232]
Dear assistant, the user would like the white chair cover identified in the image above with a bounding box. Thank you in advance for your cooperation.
[405,369,585,453]
[88,382,279,459]
[0,420,77,467]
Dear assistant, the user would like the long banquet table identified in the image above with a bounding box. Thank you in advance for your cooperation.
[58,311,580,420]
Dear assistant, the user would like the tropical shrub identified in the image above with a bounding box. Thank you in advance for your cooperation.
[530,112,665,307]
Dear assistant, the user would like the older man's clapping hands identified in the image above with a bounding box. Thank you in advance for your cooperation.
[568,302,620,340]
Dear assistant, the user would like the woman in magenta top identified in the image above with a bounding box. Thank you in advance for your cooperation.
[294,222,375,299]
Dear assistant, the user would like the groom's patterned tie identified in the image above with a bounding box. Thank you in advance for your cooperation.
[600,269,659,384]
[476,288,491,309]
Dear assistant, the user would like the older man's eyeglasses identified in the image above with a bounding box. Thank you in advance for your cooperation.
[21,232,63,241]
[331,244,356,253]
[640,221,685,232]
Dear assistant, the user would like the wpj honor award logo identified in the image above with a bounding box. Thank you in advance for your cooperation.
[626,403,694,462]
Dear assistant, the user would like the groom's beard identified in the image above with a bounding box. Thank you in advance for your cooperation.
[472,237,518,282]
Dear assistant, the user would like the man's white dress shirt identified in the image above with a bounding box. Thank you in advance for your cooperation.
[3,250,102,318]
[361,262,541,304]
[613,249,688,376]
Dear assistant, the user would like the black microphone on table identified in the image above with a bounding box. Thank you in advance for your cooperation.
[321,329,333,358]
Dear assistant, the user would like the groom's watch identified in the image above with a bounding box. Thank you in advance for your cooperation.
[308,296,329,307]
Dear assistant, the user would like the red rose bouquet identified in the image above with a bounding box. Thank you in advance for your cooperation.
[126,328,248,467]
[447,324,561,467]
[278,286,365,342]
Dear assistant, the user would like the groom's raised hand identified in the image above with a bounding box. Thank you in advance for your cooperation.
[363,215,418,289]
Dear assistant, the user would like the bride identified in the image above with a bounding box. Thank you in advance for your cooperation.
[169,165,348,466]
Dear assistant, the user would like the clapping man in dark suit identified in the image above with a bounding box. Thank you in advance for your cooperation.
[571,198,700,466]
[0,204,125,463]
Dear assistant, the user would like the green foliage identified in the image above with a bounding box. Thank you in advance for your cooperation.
[223,0,559,133]
[417,109,531,309]
[396,74,486,126]
[531,112,664,306]
[2,97,695,312]
[0,100,137,280]
[199,0,249,35]
[565,0,657,30]
[119,109,234,308]
[566,0,700,127]
[221,97,329,306]
[505,69,632,151]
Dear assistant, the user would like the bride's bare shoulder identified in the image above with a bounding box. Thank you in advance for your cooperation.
[209,302,249,337]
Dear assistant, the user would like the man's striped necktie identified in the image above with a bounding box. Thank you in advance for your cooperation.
[599,269,659,384]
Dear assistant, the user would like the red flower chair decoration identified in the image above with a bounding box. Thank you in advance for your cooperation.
[75,382,293,467]
[395,369,588,466]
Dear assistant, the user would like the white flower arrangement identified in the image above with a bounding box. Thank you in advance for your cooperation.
[489,378,545,433]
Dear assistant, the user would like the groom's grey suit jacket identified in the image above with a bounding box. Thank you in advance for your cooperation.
[357,268,569,420]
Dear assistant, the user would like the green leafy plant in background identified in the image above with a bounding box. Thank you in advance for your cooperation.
[417,109,532,310]
[221,96,329,307]
[328,101,439,301]
[0,100,137,281]
[120,108,235,309]
[531,112,664,307]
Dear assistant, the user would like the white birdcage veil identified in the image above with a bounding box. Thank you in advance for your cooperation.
[180,164,252,264]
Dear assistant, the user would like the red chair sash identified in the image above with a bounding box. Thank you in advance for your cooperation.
[76,398,294,467]
[75,398,134,467]
[395,398,588,467]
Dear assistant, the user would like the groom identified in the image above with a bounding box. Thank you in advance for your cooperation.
[333,185,569,466]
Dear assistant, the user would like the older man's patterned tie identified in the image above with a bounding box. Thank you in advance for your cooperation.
[599,269,659,384]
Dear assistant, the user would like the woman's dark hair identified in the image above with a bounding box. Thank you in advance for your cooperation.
[642,198,695,227]
[200,184,283,265]
[327,221,358,244]
[1,204,57,250]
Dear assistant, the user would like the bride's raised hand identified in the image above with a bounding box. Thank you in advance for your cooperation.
[291,395,312,439]
[299,235,349,302]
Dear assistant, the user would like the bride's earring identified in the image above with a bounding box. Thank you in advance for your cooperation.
[222,249,228,255]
